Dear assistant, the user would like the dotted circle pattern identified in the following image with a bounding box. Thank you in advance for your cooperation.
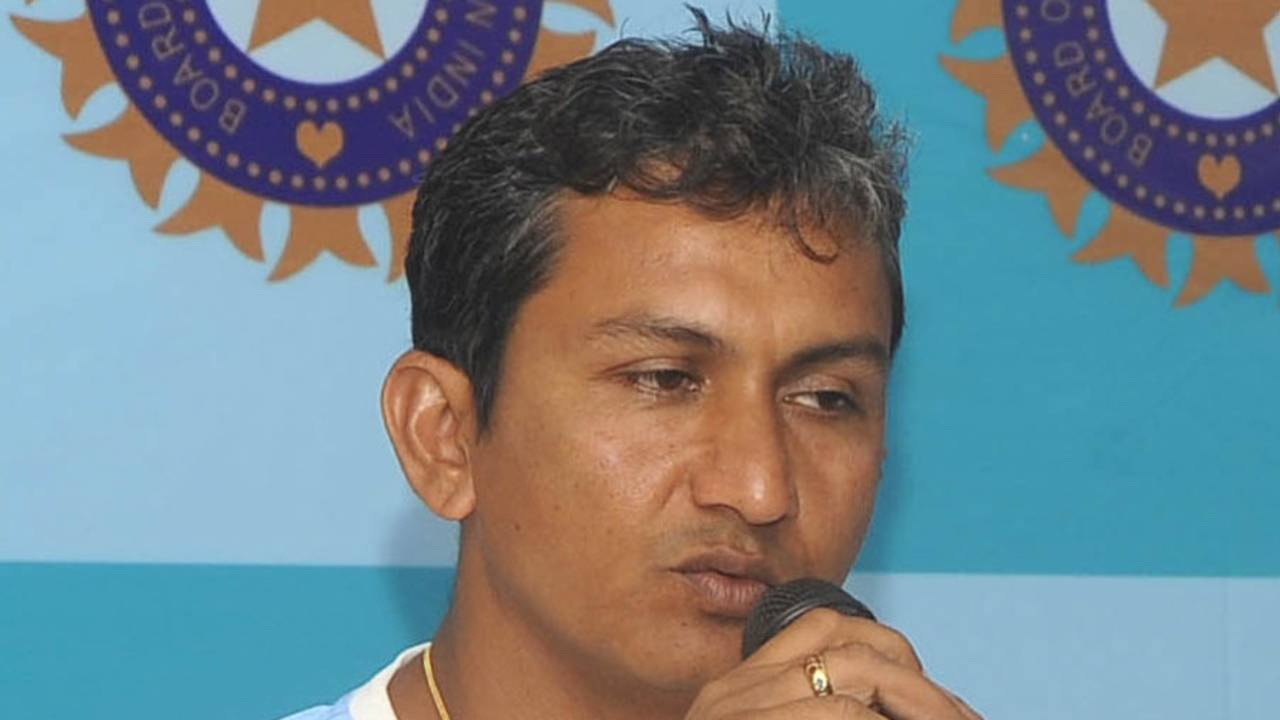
[93,0,542,207]
[1006,0,1280,234]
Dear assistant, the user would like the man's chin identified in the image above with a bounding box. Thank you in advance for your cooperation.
[629,612,746,692]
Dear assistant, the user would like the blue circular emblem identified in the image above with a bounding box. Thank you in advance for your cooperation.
[89,0,543,207]
[1005,0,1280,235]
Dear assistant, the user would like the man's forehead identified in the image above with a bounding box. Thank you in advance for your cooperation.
[530,193,891,344]
[551,192,857,272]
[553,197,879,299]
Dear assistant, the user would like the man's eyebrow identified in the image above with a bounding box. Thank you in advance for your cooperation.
[783,337,890,375]
[586,313,889,371]
[586,314,731,354]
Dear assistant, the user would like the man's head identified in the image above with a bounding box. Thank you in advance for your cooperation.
[383,9,907,708]
[403,10,907,435]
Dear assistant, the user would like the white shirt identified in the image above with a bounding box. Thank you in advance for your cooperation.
[281,643,429,720]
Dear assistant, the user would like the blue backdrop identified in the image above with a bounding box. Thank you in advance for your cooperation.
[3,0,1277,717]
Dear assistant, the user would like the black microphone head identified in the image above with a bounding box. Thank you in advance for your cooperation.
[741,578,876,659]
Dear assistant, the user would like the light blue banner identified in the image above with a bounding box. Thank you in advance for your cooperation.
[3,0,1277,576]
[5,564,1277,719]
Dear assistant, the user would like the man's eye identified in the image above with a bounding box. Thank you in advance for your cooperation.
[789,390,857,414]
[627,369,700,394]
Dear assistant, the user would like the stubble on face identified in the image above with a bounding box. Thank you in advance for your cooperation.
[458,192,894,701]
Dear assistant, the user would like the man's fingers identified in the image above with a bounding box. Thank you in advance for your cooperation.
[747,608,923,672]
[817,641,967,720]
[723,695,889,720]
[944,689,985,720]
[695,642,969,720]
[696,608,980,720]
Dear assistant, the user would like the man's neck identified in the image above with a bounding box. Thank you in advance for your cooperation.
[388,553,696,720]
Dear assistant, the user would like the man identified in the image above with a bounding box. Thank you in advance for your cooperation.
[288,10,980,720]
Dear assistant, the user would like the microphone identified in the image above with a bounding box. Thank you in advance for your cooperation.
[741,578,876,659]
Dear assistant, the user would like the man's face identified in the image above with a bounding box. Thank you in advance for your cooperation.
[465,193,893,693]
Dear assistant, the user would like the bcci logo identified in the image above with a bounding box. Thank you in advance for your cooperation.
[14,0,613,280]
[943,0,1280,305]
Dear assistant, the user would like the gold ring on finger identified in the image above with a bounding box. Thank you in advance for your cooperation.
[802,654,834,697]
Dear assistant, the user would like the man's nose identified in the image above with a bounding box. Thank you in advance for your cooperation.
[690,394,795,526]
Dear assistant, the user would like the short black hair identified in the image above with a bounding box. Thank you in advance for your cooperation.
[406,9,908,433]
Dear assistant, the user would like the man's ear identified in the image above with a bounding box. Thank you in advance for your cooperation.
[381,350,478,521]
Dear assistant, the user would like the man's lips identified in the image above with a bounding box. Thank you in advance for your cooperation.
[672,549,780,619]
[676,570,770,619]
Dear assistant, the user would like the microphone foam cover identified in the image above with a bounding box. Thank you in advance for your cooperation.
[741,578,876,659]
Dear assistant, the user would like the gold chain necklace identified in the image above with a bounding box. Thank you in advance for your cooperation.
[423,643,453,720]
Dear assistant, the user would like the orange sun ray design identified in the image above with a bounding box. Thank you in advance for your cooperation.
[271,206,375,281]
[64,105,180,210]
[156,173,266,262]
[1073,205,1172,288]
[941,0,1276,306]
[1177,236,1273,306]
[988,142,1092,237]
[949,0,1002,44]
[381,192,417,283]
[15,0,614,283]
[940,54,1033,151]
[10,13,114,119]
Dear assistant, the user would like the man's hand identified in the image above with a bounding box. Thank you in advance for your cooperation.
[685,610,982,719]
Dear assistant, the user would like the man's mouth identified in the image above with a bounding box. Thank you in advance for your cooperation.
[675,570,770,618]
[672,549,779,619]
